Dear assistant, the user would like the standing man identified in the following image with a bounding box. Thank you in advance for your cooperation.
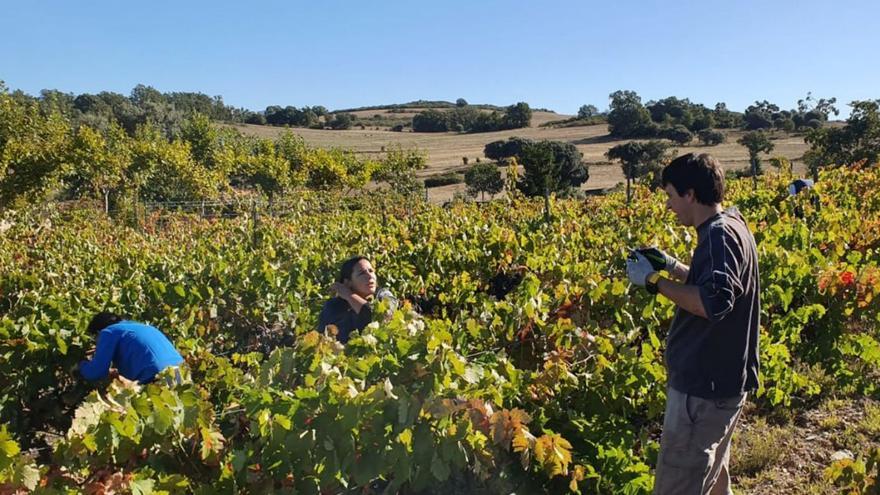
[79,311,185,385]
[626,153,760,495]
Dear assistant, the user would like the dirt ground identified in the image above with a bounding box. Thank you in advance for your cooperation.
[733,398,880,493]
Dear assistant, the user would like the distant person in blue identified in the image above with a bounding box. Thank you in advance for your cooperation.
[79,312,184,384]
[317,256,397,344]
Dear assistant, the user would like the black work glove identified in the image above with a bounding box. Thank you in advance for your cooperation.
[635,247,680,273]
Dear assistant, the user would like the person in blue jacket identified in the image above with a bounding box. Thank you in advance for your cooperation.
[79,312,184,384]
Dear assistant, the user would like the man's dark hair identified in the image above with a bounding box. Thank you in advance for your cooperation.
[87,311,123,334]
[337,256,369,283]
[661,153,725,205]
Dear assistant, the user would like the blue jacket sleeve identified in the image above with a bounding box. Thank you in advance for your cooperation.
[79,328,121,380]
[697,228,744,322]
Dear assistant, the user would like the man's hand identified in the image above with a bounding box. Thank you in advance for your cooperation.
[627,251,656,287]
[636,247,679,273]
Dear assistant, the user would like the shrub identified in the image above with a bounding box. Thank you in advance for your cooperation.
[423,172,464,188]
[697,129,725,146]
[577,104,598,119]
[328,113,354,130]
[484,137,532,161]
[660,124,693,145]
[412,109,448,132]
[245,113,267,125]
[464,162,504,200]
[775,118,796,132]
[539,116,607,128]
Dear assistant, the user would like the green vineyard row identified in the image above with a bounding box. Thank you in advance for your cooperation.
[1,167,879,493]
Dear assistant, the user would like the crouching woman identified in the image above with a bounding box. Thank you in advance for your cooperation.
[317,256,397,344]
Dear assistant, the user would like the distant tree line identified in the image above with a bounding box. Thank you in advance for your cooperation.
[605,90,840,143]
[260,105,329,127]
[602,96,880,197]
[412,102,532,133]
[479,94,880,207]
[0,82,426,210]
[10,84,261,139]
[5,80,878,209]
[742,93,838,131]
[335,99,507,113]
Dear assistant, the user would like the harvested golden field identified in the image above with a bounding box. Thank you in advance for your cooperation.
[225,110,811,202]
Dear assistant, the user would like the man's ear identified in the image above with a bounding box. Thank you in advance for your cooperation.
[684,189,696,203]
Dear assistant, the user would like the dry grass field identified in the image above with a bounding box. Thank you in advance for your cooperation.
[225,109,812,202]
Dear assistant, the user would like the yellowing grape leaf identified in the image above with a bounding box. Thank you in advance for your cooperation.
[533,433,573,477]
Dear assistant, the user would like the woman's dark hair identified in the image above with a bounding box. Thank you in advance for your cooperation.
[661,153,725,205]
[337,256,369,283]
[87,311,123,334]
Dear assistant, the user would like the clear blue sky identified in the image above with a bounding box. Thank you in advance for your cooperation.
[2,0,878,116]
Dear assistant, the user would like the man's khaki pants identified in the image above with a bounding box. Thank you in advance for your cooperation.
[654,387,746,495]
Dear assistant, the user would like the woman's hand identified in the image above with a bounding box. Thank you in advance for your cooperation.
[332,282,369,314]
[331,282,353,300]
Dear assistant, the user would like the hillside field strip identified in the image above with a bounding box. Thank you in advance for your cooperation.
[226,110,811,202]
